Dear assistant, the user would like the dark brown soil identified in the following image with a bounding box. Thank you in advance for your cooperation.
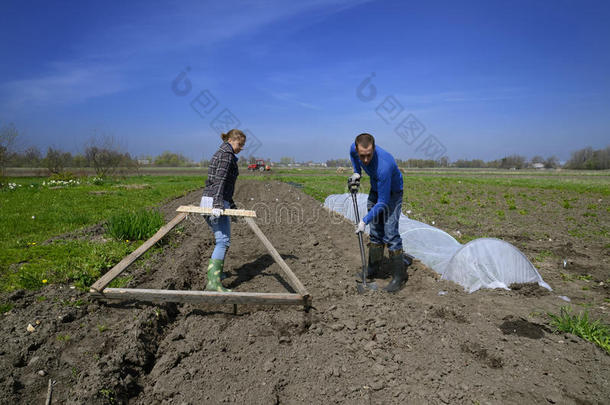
[1,180,608,404]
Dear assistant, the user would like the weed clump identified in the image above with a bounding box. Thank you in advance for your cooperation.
[0,303,13,314]
[106,209,164,241]
[548,306,609,354]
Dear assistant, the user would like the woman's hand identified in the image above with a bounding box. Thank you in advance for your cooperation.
[211,208,223,218]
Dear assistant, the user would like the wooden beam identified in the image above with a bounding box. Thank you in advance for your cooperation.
[91,288,306,306]
[244,217,309,298]
[90,213,187,293]
[176,205,257,217]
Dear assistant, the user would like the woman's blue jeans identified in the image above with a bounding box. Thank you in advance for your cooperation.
[367,190,403,252]
[201,197,231,260]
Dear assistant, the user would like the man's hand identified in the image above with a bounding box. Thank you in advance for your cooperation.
[211,208,223,218]
[348,172,361,191]
[355,220,366,234]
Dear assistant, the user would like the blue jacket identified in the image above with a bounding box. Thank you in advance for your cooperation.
[350,143,403,224]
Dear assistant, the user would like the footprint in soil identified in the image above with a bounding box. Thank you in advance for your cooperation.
[432,306,469,324]
[499,315,551,339]
[460,342,504,369]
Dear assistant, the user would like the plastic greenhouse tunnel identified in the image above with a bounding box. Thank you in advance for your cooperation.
[324,193,552,293]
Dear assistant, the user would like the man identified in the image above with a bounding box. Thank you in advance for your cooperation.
[349,133,407,292]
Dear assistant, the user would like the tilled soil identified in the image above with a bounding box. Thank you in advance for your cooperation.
[1,180,608,404]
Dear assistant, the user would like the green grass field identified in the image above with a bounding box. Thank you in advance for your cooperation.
[0,175,203,291]
[0,169,608,292]
[266,171,609,244]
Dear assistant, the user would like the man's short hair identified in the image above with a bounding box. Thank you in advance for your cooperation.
[355,133,375,150]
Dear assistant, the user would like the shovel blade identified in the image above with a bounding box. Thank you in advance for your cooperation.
[357,281,379,294]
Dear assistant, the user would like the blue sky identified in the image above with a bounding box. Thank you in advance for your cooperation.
[1,0,609,162]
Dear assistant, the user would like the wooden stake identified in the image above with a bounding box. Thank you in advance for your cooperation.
[176,205,257,217]
[45,379,53,405]
[244,217,310,298]
[90,213,187,293]
[92,288,306,306]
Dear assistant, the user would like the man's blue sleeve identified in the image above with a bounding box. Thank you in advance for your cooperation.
[363,176,390,224]
[349,143,361,174]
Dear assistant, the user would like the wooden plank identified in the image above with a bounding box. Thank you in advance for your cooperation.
[176,205,257,217]
[90,213,187,293]
[244,217,309,297]
[91,288,306,306]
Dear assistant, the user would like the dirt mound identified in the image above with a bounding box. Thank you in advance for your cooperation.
[1,180,608,404]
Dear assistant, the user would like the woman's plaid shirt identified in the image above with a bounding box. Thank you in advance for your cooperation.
[202,142,239,209]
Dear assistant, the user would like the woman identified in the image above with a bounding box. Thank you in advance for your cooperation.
[200,129,246,292]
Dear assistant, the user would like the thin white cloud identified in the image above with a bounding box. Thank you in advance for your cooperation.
[393,87,530,106]
[1,0,372,111]
[1,64,127,110]
[262,89,321,110]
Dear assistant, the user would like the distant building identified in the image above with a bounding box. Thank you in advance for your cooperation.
[138,159,151,165]
[532,163,544,169]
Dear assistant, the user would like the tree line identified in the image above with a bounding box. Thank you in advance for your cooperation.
[325,147,610,170]
[1,124,609,176]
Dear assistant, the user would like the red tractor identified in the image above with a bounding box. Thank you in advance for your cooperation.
[247,159,271,171]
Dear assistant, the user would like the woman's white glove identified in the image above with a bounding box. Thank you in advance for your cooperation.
[211,208,223,218]
[355,220,366,234]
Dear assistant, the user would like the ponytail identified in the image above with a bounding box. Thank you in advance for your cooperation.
[221,129,246,143]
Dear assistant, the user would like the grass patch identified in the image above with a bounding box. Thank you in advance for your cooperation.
[548,306,609,354]
[0,302,13,314]
[108,275,133,288]
[1,239,134,291]
[61,298,85,308]
[0,175,201,251]
[533,250,553,263]
[0,175,202,292]
[106,209,164,241]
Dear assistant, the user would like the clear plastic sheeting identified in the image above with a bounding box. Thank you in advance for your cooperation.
[440,238,552,293]
[324,193,552,293]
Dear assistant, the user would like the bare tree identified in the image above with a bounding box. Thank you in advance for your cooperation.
[44,147,72,174]
[24,146,42,167]
[499,154,526,169]
[84,135,134,177]
[0,123,19,178]
[544,156,559,169]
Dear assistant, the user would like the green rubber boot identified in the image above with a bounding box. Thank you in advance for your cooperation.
[206,259,231,292]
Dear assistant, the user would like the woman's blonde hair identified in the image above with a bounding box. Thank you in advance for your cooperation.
[221,129,246,143]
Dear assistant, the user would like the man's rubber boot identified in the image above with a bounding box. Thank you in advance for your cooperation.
[355,242,384,280]
[383,249,408,293]
[205,259,231,292]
